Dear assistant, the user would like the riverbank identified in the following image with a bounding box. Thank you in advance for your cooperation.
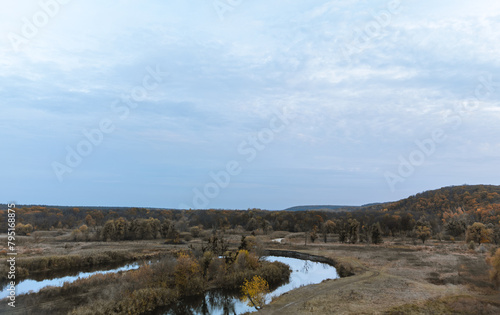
[0,248,291,314]
[1,231,499,314]
[0,231,171,284]
[257,242,500,314]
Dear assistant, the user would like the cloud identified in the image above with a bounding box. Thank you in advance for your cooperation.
[1,0,499,208]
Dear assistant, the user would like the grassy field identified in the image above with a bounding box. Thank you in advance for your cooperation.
[1,230,499,314]
[257,237,500,314]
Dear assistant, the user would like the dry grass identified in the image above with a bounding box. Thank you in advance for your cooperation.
[257,240,500,315]
[1,232,499,314]
[387,295,500,314]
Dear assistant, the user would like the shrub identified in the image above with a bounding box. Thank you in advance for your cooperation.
[16,223,34,236]
[174,253,205,296]
[258,261,291,286]
[207,257,226,286]
[234,250,259,272]
[190,226,202,237]
[468,241,476,250]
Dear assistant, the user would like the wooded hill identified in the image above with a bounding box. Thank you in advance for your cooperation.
[284,185,500,217]
[284,205,360,212]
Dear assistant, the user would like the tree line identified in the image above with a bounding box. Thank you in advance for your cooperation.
[1,185,500,245]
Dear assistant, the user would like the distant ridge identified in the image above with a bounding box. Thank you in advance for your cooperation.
[282,185,500,213]
[284,205,360,212]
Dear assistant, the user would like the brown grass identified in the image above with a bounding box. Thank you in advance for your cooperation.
[1,232,499,315]
[257,240,500,314]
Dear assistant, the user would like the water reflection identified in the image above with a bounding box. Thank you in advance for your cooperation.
[262,256,339,302]
[0,262,139,299]
[158,256,339,315]
[166,290,239,315]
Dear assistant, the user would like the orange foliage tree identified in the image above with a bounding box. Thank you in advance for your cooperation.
[466,222,491,245]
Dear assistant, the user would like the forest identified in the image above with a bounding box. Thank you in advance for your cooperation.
[2,185,500,246]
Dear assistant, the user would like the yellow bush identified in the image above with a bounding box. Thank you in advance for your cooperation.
[241,275,269,310]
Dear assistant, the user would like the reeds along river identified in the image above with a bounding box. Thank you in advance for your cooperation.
[0,255,339,315]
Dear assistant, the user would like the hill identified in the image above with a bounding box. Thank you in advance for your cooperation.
[368,184,500,214]
[284,205,360,212]
[282,185,500,217]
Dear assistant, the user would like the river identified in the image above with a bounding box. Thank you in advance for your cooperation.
[0,255,339,315]
[160,255,339,315]
[0,262,140,299]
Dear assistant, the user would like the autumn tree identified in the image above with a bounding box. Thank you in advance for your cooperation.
[466,222,491,245]
[241,275,269,310]
[174,252,205,296]
[71,224,90,241]
[445,216,467,237]
[262,220,272,235]
[204,230,228,255]
[190,226,202,238]
[138,219,154,239]
[487,248,500,288]
[348,219,359,244]
[338,220,348,243]
[101,220,116,241]
[415,226,431,244]
[490,224,500,245]
[246,218,259,231]
[322,220,336,243]
[16,223,33,236]
[371,222,383,244]
[310,225,318,243]
[413,218,432,244]
[114,217,128,240]
[161,219,172,238]
[85,214,96,230]
[400,213,416,234]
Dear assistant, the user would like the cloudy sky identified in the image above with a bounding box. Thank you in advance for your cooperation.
[1,0,499,210]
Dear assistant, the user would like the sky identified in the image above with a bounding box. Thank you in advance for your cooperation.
[1,0,499,210]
